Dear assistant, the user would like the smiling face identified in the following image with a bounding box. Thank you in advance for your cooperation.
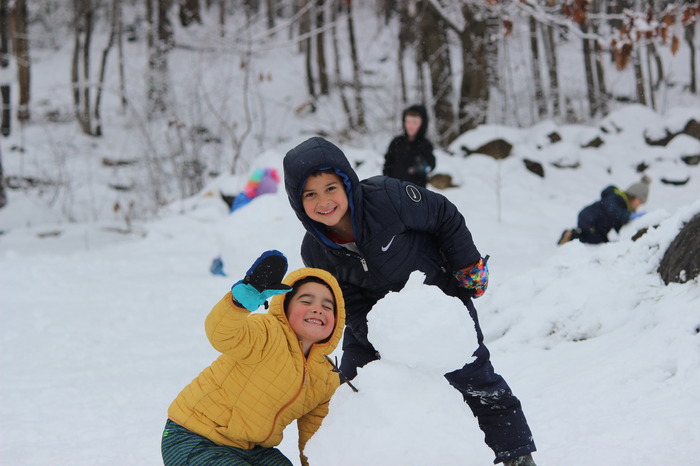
[404,114,422,141]
[302,171,352,237]
[285,281,336,355]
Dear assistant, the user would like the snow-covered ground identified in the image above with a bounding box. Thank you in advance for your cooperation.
[2,105,700,465]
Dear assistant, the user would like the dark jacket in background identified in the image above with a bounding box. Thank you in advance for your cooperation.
[577,186,632,244]
[383,105,436,187]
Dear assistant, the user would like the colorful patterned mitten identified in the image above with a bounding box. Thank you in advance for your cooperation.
[453,256,489,298]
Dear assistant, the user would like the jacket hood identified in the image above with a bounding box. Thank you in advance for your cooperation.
[268,267,345,355]
[283,137,362,248]
[403,104,429,139]
[601,185,632,211]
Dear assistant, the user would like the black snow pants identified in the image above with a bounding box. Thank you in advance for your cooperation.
[339,288,536,464]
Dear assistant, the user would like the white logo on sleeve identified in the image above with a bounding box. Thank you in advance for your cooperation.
[405,185,422,202]
[381,235,396,252]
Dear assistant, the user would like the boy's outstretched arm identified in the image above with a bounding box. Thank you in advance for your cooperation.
[206,250,293,355]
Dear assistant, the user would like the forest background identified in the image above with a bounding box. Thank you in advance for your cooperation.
[0,0,698,224]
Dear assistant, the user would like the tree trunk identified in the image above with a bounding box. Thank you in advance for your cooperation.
[346,0,365,129]
[686,21,697,94]
[1,0,10,136]
[265,0,275,31]
[633,48,647,106]
[529,16,547,118]
[146,0,174,118]
[117,0,128,109]
[397,3,411,104]
[9,0,29,122]
[219,0,225,37]
[645,42,657,111]
[315,0,329,95]
[94,0,121,136]
[419,1,455,145]
[543,23,561,118]
[581,19,598,117]
[72,0,94,135]
[297,0,315,103]
[0,143,6,209]
[589,6,608,116]
[179,0,201,27]
[330,1,353,129]
[458,4,489,133]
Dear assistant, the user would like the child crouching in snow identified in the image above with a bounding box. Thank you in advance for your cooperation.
[162,250,345,466]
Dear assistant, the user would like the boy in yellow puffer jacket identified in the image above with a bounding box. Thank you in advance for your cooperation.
[162,250,345,466]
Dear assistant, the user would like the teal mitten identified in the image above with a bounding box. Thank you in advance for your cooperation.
[231,250,293,311]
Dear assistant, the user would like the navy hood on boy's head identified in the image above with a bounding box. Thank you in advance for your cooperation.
[283,137,362,241]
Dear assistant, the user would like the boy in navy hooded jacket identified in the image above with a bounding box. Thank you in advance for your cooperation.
[283,137,537,466]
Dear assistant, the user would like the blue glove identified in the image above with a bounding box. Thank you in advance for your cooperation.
[631,211,646,220]
[231,250,293,311]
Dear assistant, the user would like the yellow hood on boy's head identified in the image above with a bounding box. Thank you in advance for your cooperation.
[268,267,345,354]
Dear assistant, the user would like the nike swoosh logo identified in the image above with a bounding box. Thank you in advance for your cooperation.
[381,235,396,252]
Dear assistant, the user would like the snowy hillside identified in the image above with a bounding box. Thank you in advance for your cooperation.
[2,105,700,465]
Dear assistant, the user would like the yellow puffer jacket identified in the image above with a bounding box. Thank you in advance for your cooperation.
[167,267,345,465]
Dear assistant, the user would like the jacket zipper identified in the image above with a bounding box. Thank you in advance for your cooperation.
[261,361,308,444]
[360,257,368,271]
[333,248,369,272]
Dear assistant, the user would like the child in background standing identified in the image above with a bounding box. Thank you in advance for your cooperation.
[383,104,436,188]
[283,137,537,466]
[162,250,345,466]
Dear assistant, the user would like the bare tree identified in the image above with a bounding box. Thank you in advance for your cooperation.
[330,1,354,130]
[419,0,456,145]
[396,2,414,103]
[0,143,6,209]
[218,0,226,37]
[72,0,96,134]
[457,3,490,133]
[543,23,561,118]
[1,0,10,136]
[146,0,174,118]
[315,0,329,95]
[9,0,29,122]
[345,0,365,129]
[297,0,316,105]
[179,0,201,27]
[529,15,547,118]
[590,0,608,115]
[94,0,122,135]
[265,0,277,31]
[683,4,697,93]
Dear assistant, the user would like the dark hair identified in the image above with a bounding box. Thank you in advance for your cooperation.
[283,276,336,316]
[308,168,337,178]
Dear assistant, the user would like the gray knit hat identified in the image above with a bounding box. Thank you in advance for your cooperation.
[626,175,651,203]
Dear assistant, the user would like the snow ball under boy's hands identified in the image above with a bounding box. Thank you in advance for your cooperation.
[231,250,293,311]
[367,272,479,372]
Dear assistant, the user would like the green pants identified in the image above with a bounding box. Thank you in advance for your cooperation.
[161,419,293,466]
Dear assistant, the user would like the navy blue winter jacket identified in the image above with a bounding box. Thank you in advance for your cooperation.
[577,185,632,244]
[284,137,481,339]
